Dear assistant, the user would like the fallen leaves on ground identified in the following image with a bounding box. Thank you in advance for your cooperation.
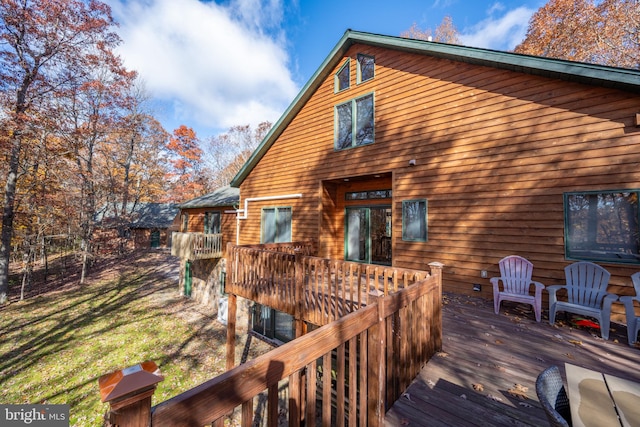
[472,383,484,392]
[507,384,529,400]
[568,339,583,346]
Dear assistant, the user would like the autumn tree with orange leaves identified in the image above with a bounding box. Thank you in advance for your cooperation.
[401,16,460,44]
[515,0,640,69]
[203,121,271,189]
[0,0,125,302]
[166,125,206,203]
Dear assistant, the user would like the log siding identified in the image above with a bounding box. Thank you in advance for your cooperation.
[236,33,640,321]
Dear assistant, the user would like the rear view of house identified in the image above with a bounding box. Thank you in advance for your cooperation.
[231,30,640,320]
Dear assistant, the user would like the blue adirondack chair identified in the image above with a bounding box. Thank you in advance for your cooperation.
[547,262,618,340]
[620,272,640,346]
[491,255,545,322]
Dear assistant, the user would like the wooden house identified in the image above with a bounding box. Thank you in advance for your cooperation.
[171,186,240,322]
[230,30,640,322]
[94,202,179,253]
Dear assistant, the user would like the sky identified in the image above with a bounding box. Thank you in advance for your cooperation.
[104,0,546,141]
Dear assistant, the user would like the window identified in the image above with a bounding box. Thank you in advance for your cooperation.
[204,211,221,234]
[251,304,295,342]
[261,207,292,243]
[402,199,428,242]
[335,59,350,92]
[564,190,640,264]
[335,93,374,150]
[357,54,374,83]
[181,213,189,232]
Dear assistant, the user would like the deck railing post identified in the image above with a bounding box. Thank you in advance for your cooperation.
[98,361,163,427]
[428,262,445,352]
[367,291,386,427]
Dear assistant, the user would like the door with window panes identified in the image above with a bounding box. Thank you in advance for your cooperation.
[345,206,392,265]
[252,206,294,342]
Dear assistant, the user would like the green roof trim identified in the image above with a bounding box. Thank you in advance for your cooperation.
[230,29,640,188]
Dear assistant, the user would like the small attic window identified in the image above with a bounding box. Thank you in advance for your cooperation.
[357,54,374,83]
[335,59,350,92]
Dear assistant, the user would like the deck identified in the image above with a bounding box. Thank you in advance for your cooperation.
[385,293,640,426]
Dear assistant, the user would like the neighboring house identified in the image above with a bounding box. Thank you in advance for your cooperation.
[95,202,179,252]
[171,186,240,323]
[230,30,640,322]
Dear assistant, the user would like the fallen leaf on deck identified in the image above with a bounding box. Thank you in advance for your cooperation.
[568,339,583,346]
[472,383,484,392]
[436,351,449,358]
[507,384,528,400]
[487,394,503,402]
[564,353,575,360]
[427,379,435,387]
[460,394,467,399]
[495,339,504,345]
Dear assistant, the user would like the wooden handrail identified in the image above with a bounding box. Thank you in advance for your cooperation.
[171,232,223,260]
[99,243,444,427]
[226,243,432,326]
[150,273,441,426]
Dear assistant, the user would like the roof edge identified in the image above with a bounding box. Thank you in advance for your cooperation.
[230,29,640,187]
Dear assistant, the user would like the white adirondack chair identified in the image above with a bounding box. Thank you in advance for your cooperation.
[620,272,640,346]
[547,261,618,340]
[490,255,545,322]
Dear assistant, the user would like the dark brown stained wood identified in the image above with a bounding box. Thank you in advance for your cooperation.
[238,40,640,315]
[384,292,640,426]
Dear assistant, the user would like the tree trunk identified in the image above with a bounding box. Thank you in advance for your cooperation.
[0,134,22,304]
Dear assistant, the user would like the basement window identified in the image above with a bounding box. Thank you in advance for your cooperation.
[564,190,640,264]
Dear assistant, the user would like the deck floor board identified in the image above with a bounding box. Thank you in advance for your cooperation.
[385,293,640,426]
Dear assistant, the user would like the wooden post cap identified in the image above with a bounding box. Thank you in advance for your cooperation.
[99,360,164,403]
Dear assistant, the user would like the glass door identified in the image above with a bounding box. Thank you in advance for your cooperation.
[345,206,391,265]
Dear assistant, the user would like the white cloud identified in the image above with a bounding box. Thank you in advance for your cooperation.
[459,6,535,51]
[106,0,298,137]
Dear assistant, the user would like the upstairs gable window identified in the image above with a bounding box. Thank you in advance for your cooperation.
[335,59,350,92]
[357,54,374,83]
[335,93,374,150]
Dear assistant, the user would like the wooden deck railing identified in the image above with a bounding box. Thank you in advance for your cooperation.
[150,263,442,426]
[226,242,433,325]
[99,243,443,427]
[170,232,223,260]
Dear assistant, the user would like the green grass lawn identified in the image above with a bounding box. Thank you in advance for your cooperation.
[0,252,269,426]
